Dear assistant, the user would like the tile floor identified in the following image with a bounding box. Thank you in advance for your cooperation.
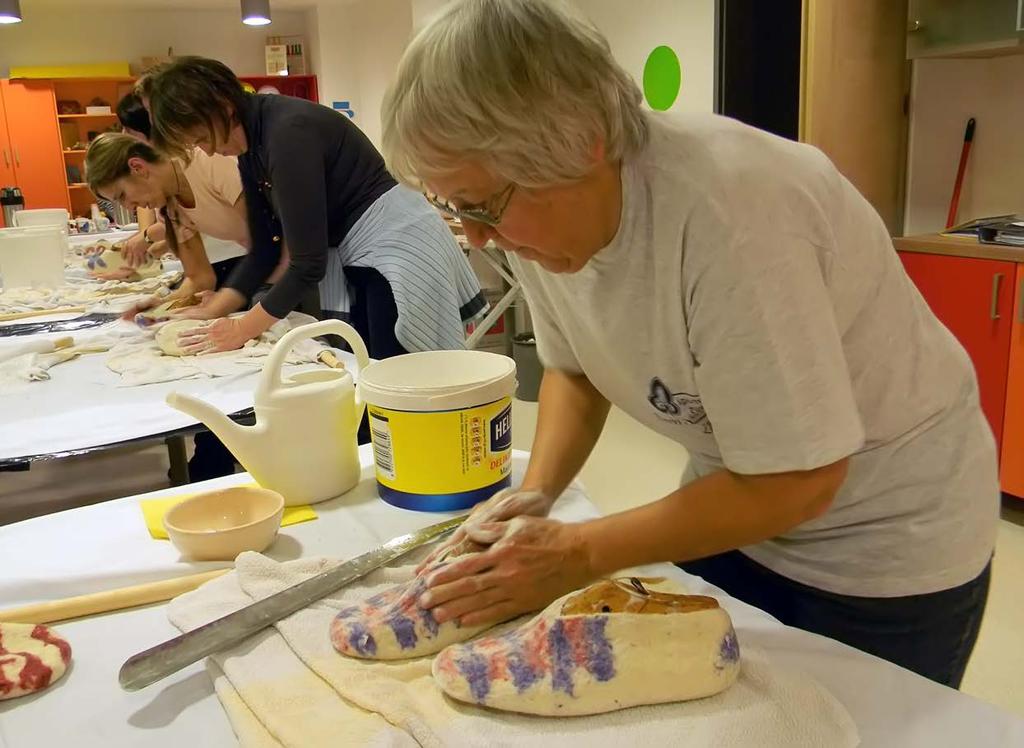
[3,399,1022,717]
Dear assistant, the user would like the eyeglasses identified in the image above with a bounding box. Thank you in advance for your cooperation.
[424,182,516,227]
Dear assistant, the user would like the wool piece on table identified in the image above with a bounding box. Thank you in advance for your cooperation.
[168,552,859,748]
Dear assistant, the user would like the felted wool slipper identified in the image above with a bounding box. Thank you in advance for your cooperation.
[432,577,740,716]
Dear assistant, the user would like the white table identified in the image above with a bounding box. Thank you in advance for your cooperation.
[1,448,1021,747]
[0,318,353,476]
[66,229,137,249]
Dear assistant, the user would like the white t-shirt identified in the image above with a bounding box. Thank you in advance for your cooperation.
[512,112,998,597]
[169,149,249,263]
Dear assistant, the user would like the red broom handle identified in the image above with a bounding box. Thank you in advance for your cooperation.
[946,118,976,230]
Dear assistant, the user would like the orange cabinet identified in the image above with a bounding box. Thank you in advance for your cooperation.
[0,80,69,211]
[0,86,18,225]
[898,251,1015,448]
[1000,266,1024,498]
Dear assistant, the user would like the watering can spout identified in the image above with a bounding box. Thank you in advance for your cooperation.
[166,391,253,465]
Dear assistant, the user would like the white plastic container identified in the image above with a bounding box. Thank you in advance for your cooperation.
[358,350,517,511]
[13,208,70,234]
[0,226,67,290]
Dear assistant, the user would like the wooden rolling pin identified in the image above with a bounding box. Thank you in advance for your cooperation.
[318,350,346,369]
[0,568,230,625]
[0,306,87,322]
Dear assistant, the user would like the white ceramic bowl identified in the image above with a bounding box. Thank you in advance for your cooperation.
[163,486,285,561]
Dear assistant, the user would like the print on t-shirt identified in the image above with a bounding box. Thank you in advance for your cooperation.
[647,377,713,433]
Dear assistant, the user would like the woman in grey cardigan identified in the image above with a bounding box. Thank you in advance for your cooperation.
[144,57,484,359]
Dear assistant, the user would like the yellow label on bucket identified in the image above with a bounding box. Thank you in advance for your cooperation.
[368,396,513,499]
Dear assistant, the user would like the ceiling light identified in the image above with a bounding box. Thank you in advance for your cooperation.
[0,0,22,25]
[241,0,271,26]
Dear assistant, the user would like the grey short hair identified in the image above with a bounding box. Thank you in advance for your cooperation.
[382,0,648,189]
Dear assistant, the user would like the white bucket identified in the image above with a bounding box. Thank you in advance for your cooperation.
[358,350,517,512]
[0,226,66,290]
[13,208,70,233]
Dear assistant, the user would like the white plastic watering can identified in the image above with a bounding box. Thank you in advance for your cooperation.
[166,320,370,505]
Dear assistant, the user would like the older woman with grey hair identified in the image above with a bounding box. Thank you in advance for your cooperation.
[385,0,997,688]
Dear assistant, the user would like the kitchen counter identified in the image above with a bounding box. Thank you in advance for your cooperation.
[894,233,1024,263]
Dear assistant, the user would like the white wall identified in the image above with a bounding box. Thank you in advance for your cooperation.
[0,6,311,78]
[414,0,716,113]
[322,0,715,149]
[313,1,367,126]
[312,0,413,148]
[573,0,715,113]
[411,0,450,29]
[905,56,1024,235]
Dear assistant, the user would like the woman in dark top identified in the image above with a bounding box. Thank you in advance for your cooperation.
[143,57,484,358]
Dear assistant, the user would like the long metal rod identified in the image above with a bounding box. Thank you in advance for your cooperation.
[118,515,466,691]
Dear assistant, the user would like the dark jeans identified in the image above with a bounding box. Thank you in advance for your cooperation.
[346,266,409,360]
[679,550,991,688]
[184,257,245,482]
[323,266,409,445]
[211,256,242,290]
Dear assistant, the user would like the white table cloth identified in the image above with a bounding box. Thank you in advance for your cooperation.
[1,447,1021,747]
[0,321,358,461]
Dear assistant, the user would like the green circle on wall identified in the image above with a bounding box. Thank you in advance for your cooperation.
[643,45,681,111]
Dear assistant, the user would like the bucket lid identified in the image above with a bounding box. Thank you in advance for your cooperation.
[359,350,517,411]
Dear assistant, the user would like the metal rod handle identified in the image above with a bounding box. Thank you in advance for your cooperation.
[2,149,8,168]
[991,273,1004,320]
[13,148,20,167]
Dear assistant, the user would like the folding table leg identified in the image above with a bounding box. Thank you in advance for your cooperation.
[165,436,190,486]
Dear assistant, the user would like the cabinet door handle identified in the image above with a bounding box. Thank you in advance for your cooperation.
[1,149,8,168]
[13,148,20,167]
[991,273,1005,320]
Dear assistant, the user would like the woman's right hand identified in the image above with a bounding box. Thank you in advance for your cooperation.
[121,232,151,268]
[121,294,161,322]
[415,487,555,573]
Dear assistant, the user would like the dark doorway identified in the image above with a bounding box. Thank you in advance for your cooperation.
[715,0,803,140]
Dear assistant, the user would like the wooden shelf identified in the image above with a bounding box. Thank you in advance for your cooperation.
[240,74,317,81]
[894,233,1024,263]
[58,113,116,120]
[908,37,1024,60]
[52,77,135,84]
[63,149,87,154]
[68,183,91,189]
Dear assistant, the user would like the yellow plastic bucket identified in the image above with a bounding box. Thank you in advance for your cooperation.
[358,350,517,511]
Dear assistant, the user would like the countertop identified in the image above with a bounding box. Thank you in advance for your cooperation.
[894,234,1024,263]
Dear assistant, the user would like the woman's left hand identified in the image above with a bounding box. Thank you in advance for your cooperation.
[169,291,218,321]
[178,317,250,354]
[418,516,594,627]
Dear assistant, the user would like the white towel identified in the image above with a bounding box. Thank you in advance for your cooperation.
[0,271,182,316]
[105,313,329,387]
[169,553,860,748]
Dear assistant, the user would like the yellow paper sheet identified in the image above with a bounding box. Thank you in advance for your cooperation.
[140,483,318,540]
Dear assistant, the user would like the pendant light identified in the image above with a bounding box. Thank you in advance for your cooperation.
[0,0,22,25]
[241,0,271,26]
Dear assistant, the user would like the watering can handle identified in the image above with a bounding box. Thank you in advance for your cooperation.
[255,320,370,418]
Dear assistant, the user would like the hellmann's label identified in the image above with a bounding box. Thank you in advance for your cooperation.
[490,403,512,452]
[368,396,513,495]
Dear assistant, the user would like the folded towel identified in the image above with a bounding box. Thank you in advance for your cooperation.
[168,553,859,748]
